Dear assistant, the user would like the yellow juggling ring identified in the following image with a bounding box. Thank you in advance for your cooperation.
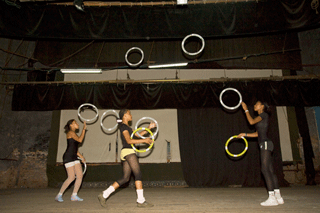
[225,135,248,157]
[131,127,154,153]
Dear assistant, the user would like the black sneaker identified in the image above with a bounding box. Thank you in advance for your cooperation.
[137,201,154,208]
[98,193,107,208]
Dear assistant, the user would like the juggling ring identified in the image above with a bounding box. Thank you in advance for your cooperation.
[219,88,242,110]
[78,157,87,175]
[125,47,144,67]
[131,127,154,153]
[78,103,99,123]
[100,110,120,132]
[225,135,248,157]
[181,34,205,56]
[135,117,159,139]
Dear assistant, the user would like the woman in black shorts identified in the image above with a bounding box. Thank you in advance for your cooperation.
[98,109,156,208]
[238,101,284,206]
[55,119,87,202]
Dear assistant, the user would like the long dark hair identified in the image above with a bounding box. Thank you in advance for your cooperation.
[64,119,75,132]
[117,109,129,124]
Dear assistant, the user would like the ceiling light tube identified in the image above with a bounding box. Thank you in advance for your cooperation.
[148,62,188,69]
[60,69,102,74]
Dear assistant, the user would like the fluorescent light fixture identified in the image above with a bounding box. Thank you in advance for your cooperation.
[177,0,188,5]
[60,69,102,74]
[148,62,188,69]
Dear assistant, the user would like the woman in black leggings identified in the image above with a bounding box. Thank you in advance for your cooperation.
[98,109,156,208]
[238,101,284,206]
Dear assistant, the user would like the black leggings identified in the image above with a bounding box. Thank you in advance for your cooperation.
[116,153,142,186]
[260,149,279,191]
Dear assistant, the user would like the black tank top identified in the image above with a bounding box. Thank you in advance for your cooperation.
[63,138,79,163]
[255,112,269,143]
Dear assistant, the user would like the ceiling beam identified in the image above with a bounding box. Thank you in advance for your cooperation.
[19,0,259,6]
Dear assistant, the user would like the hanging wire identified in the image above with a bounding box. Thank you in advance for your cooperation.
[95,41,105,68]
[48,40,95,67]
[147,41,155,65]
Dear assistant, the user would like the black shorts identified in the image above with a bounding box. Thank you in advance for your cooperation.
[259,140,274,152]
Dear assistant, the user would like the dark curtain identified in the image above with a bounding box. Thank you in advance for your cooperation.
[1,1,319,40]
[177,107,287,187]
[12,79,320,111]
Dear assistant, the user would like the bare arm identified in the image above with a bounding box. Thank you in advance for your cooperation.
[241,102,262,125]
[237,131,258,138]
[77,152,86,163]
[134,122,157,137]
[123,130,153,145]
[68,122,87,143]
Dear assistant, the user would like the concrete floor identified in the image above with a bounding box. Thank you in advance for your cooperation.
[0,185,319,213]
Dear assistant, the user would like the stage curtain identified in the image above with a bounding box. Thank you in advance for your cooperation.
[177,107,288,187]
[1,1,319,40]
[12,79,320,111]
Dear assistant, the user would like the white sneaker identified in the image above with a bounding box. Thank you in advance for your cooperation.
[260,195,278,206]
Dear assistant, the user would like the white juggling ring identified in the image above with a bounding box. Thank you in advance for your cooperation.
[181,34,205,56]
[100,110,120,133]
[125,47,144,67]
[219,88,242,110]
[78,157,87,175]
[135,117,159,139]
[77,103,99,123]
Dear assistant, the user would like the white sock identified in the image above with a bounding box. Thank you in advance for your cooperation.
[72,193,77,196]
[268,191,275,197]
[58,193,63,196]
[136,189,146,204]
[103,186,115,199]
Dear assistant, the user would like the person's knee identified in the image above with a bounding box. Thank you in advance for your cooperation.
[261,165,268,176]
[76,174,83,181]
[123,176,130,183]
[67,176,76,183]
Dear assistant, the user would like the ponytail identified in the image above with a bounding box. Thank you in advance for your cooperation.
[261,102,271,114]
[64,119,75,133]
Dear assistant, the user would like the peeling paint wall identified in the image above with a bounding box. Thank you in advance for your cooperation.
[0,82,52,188]
[0,38,52,188]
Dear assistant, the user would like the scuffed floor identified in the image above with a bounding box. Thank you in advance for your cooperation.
[0,185,319,213]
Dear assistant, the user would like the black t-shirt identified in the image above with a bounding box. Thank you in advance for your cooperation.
[119,124,133,149]
[255,112,269,143]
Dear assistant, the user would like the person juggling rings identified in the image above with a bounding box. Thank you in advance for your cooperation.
[98,109,156,208]
[55,119,87,202]
[237,101,284,206]
[219,89,283,206]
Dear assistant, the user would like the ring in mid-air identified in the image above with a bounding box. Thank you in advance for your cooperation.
[78,103,99,124]
[225,135,248,158]
[219,88,242,111]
